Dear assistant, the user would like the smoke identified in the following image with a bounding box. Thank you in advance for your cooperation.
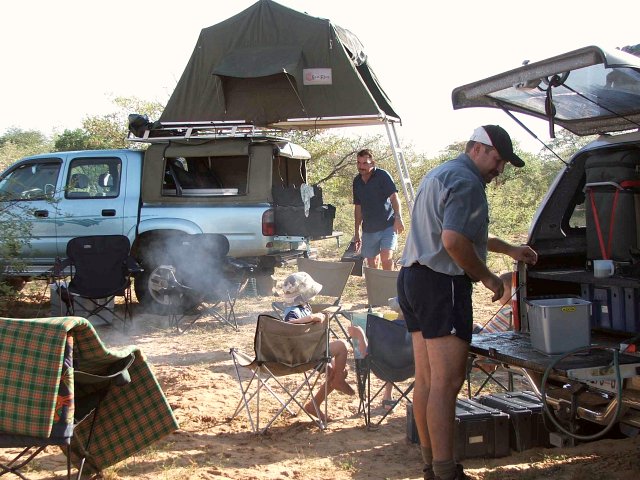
[143,233,252,318]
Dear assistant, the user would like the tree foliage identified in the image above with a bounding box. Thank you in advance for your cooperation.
[0,97,592,282]
[0,128,52,171]
[54,96,165,151]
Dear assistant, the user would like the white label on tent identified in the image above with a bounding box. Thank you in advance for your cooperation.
[303,68,332,85]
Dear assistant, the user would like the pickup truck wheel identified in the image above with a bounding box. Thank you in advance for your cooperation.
[134,264,182,314]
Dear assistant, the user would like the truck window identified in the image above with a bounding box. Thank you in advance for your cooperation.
[0,161,61,200]
[65,157,121,199]
[162,155,247,196]
[568,181,587,229]
[272,156,306,187]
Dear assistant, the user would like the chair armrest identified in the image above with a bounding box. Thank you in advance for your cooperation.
[53,257,71,276]
[75,352,136,387]
[126,256,144,274]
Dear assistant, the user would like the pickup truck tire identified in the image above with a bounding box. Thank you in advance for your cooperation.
[134,265,169,314]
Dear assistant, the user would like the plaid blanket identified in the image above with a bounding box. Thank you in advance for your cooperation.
[0,316,179,473]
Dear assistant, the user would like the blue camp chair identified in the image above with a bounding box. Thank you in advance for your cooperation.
[356,314,415,428]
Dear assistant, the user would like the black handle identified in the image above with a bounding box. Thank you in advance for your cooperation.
[34,210,49,218]
[101,209,116,217]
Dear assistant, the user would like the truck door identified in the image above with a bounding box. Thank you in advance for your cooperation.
[56,154,127,254]
[0,158,62,273]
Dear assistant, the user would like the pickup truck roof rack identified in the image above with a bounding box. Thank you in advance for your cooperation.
[126,119,289,144]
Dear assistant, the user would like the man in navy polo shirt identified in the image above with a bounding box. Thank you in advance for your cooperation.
[397,125,537,480]
[353,148,404,270]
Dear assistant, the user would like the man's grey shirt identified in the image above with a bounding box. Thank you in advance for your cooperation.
[399,153,489,275]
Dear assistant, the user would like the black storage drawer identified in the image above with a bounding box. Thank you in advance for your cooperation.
[406,399,510,460]
[275,205,335,237]
[477,391,551,452]
[454,398,510,459]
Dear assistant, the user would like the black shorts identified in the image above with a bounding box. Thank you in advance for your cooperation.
[397,264,473,343]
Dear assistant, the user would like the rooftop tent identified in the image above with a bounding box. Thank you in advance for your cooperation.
[159,0,400,129]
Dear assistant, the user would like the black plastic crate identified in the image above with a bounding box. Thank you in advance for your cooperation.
[477,391,551,452]
[406,399,510,460]
[455,398,510,459]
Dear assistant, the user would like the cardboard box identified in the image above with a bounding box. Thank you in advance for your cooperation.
[527,298,591,354]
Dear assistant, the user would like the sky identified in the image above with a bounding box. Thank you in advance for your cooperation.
[1,0,639,156]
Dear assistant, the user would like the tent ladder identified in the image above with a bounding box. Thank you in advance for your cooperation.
[384,121,415,213]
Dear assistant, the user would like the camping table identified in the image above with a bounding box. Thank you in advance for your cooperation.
[0,316,179,474]
[470,331,640,376]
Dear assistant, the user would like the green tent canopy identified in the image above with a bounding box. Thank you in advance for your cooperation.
[160,0,400,129]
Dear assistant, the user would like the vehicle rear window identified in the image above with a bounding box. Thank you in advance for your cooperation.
[162,155,248,196]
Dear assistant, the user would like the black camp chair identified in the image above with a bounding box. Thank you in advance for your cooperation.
[357,314,415,428]
[147,233,254,332]
[53,235,141,330]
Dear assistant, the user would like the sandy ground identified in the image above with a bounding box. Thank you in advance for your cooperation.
[1,256,639,480]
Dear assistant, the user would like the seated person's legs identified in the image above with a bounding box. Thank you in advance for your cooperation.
[329,339,354,395]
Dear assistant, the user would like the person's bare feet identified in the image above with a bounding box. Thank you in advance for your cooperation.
[303,402,329,423]
[331,367,355,395]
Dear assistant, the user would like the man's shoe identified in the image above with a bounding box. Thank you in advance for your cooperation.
[423,464,434,480]
[455,463,469,479]
[433,464,468,480]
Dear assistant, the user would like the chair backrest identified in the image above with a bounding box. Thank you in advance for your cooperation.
[364,267,399,309]
[68,173,91,198]
[170,233,234,298]
[366,314,414,382]
[98,173,113,192]
[254,314,329,375]
[66,235,131,297]
[297,258,354,300]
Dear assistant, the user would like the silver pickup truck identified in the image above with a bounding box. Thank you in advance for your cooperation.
[0,132,336,308]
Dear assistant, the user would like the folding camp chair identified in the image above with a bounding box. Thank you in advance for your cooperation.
[229,314,331,434]
[53,235,141,330]
[146,233,254,332]
[0,323,135,480]
[357,313,415,428]
[363,266,399,311]
[465,354,517,398]
[272,258,354,339]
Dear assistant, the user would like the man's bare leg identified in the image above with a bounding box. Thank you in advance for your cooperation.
[365,256,380,269]
[425,334,469,461]
[380,249,394,270]
[411,332,432,449]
